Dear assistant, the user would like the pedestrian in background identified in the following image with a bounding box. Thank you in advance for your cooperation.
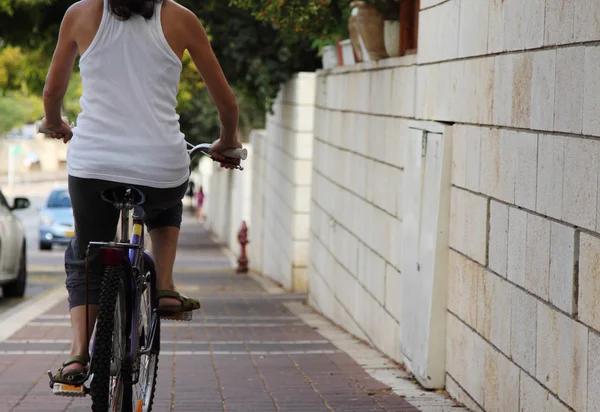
[195,186,204,221]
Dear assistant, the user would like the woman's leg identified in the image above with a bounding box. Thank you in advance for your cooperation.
[141,180,192,309]
[63,176,120,375]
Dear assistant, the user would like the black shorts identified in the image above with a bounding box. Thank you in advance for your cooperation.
[64,175,188,308]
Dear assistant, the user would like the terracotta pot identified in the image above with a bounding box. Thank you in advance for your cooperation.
[335,41,344,66]
[348,14,364,62]
[356,3,388,61]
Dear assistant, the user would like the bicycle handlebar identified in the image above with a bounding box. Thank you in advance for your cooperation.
[37,120,247,170]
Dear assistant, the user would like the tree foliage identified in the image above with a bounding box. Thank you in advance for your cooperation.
[0,0,320,140]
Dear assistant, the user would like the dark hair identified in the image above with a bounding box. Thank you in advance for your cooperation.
[108,0,161,20]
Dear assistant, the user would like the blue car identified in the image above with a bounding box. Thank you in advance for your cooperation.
[39,187,74,250]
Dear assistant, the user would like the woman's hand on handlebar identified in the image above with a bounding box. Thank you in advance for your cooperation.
[41,118,73,143]
[210,138,242,170]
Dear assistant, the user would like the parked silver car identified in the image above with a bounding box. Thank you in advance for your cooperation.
[0,189,30,297]
[39,187,74,250]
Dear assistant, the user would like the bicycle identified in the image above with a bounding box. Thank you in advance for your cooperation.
[45,140,246,411]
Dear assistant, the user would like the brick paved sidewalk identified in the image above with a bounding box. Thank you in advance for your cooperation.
[0,220,446,412]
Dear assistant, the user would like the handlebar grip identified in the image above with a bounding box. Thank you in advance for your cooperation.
[222,148,248,160]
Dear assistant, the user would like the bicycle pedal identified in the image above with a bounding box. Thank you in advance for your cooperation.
[52,383,87,397]
[161,311,192,321]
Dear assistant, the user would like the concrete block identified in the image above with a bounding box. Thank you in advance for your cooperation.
[478,271,512,355]
[446,375,485,412]
[588,331,600,412]
[354,114,370,157]
[449,188,488,265]
[483,345,519,412]
[525,213,551,300]
[487,0,504,54]
[512,53,533,129]
[536,302,559,393]
[390,66,416,118]
[579,233,600,331]
[458,0,489,57]
[493,54,514,126]
[446,314,486,404]
[562,138,599,231]
[530,49,556,131]
[356,71,371,113]
[525,0,545,49]
[557,313,587,411]
[369,70,387,115]
[367,116,386,161]
[575,0,600,42]
[554,46,585,134]
[510,286,537,375]
[479,128,500,200]
[465,126,481,193]
[385,264,402,322]
[503,0,525,51]
[447,250,481,329]
[357,243,386,305]
[583,46,600,137]
[451,124,467,188]
[371,162,397,216]
[489,201,509,277]
[388,216,402,271]
[508,207,527,288]
[514,132,538,210]
[499,130,517,203]
[545,0,575,46]
[536,134,565,220]
[385,117,406,169]
[520,372,570,412]
[417,0,460,63]
[549,223,576,314]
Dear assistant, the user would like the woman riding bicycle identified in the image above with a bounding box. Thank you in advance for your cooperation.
[42,0,241,384]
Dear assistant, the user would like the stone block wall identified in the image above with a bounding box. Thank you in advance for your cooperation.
[310,1,600,411]
[249,73,316,291]
[310,56,416,362]
[419,1,600,411]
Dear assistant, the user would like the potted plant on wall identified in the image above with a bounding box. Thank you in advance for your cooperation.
[355,0,400,61]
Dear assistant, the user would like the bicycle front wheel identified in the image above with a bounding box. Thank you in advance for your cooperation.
[91,265,129,412]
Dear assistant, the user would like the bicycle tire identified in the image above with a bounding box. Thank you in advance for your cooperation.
[91,265,129,412]
[131,277,159,412]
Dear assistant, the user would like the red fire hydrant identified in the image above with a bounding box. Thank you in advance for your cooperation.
[237,221,249,273]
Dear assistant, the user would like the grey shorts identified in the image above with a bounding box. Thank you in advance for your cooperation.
[65,175,188,309]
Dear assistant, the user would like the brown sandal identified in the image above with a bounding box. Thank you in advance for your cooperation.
[157,290,200,317]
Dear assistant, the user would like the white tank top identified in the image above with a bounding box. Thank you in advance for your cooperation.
[67,0,190,188]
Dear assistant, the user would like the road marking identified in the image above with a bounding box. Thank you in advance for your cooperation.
[36,314,298,321]
[28,265,237,274]
[0,285,67,343]
[4,339,329,345]
[27,321,306,328]
[0,349,340,356]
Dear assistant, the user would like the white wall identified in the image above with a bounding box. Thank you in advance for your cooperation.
[309,57,416,367]
[205,144,253,255]
[250,73,316,291]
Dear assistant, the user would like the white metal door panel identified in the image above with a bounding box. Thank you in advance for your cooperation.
[400,127,426,363]
[400,121,452,389]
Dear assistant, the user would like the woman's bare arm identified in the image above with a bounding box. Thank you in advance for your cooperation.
[43,5,79,128]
